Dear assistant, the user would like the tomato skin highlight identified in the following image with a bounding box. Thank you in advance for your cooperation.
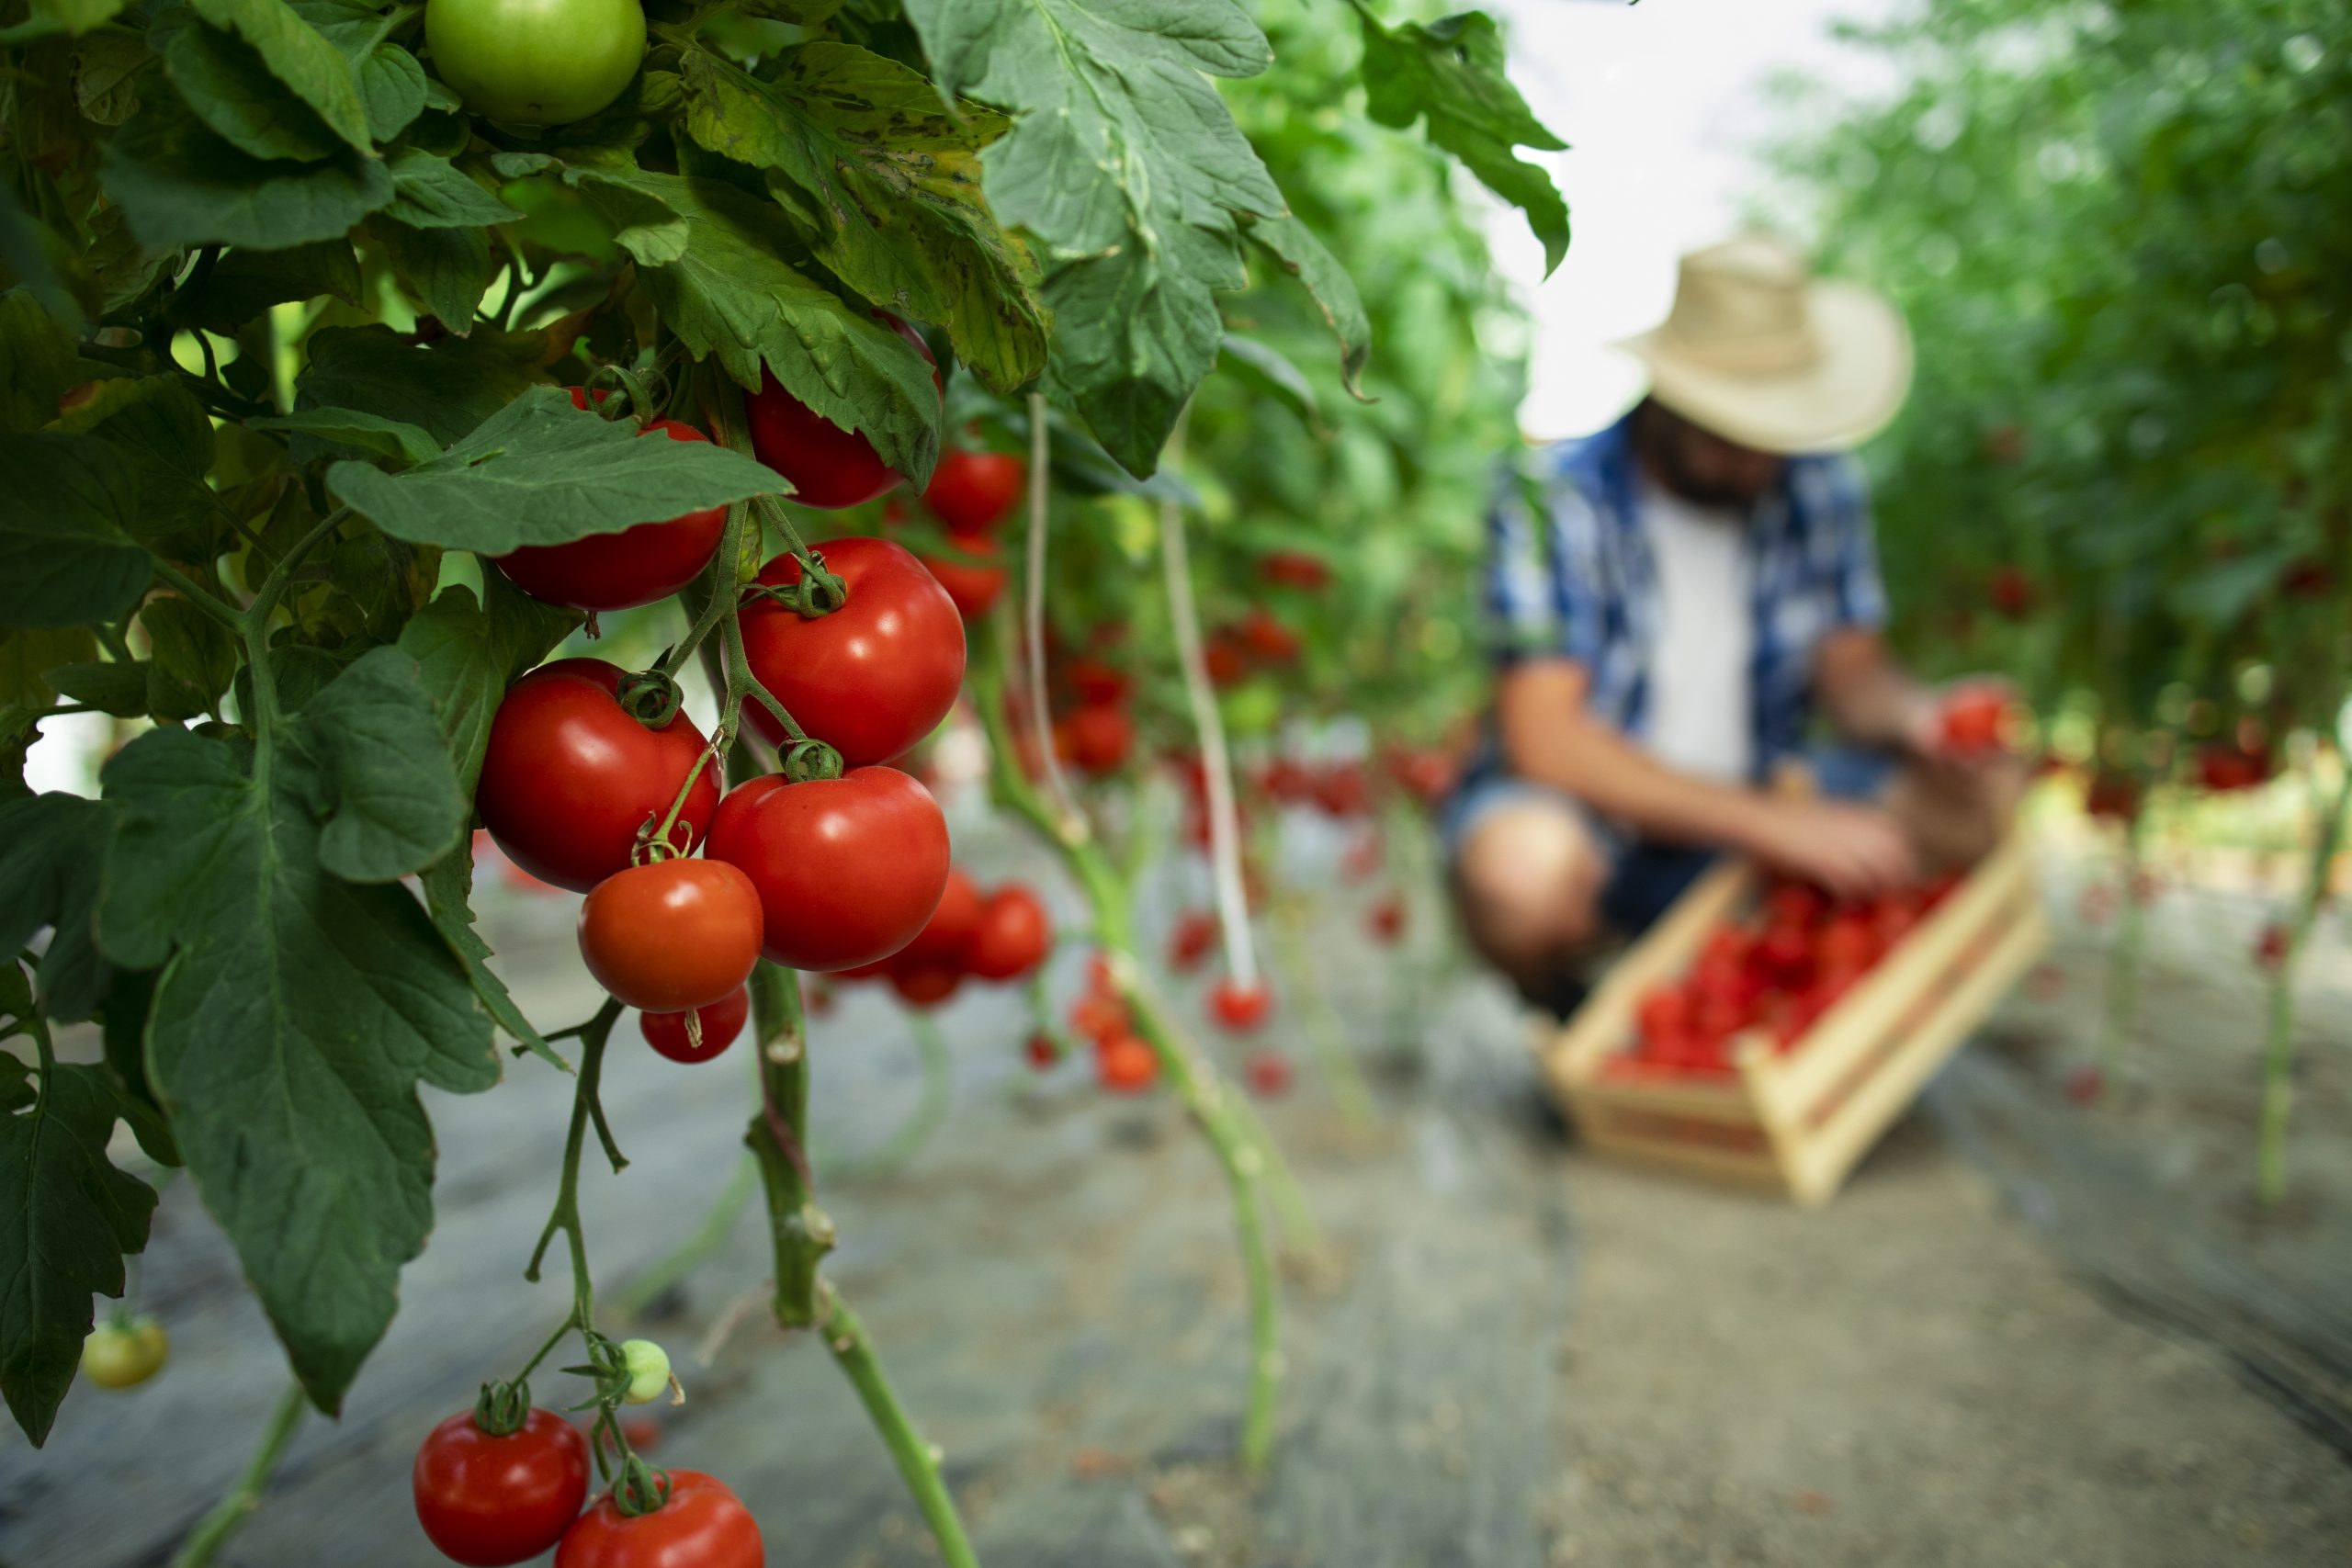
[745,317,934,509]
[413,1406,591,1567]
[478,660,723,894]
[494,395,726,611]
[578,860,763,1013]
[739,537,966,765]
[641,985,751,1064]
[703,767,950,972]
[555,1470,763,1568]
[424,0,645,127]
[922,448,1027,535]
[966,884,1051,981]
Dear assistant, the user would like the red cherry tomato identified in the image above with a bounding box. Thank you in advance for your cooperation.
[966,884,1052,982]
[739,537,965,765]
[922,447,1026,535]
[641,985,751,1065]
[888,964,963,1008]
[1064,704,1133,776]
[1635,985,1690,1046]
[1939,688,2008,753]
[1204,637,1249,688]
[1068,994,1127,1045]
[493,391,727,611]
[1815,913,1877,975]
[1096,1035,1158,1094]
[414,1406,590,1567]
[703,768,949,972]
[1065,658,1130,706]
[577,859,763,1013]
[478,660,722,893]
[1023,1032,1057,1069]
[554,1470,763,1568]
[920,530,1008,619]
[1168,910,1217,973]
[896,867,982,971]
[1243,1050,1294,1099]
[1207,978,1272,1034]
[1762,881,1826,931]
[1365,895,1406,945]
[745,315,934,509]
[1257,551,1331,591]
[1238,610,1300,664]
[1988,565,2033,619]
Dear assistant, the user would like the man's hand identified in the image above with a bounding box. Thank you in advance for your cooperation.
[1739,796,1918,899]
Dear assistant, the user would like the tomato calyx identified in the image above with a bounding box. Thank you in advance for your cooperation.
[614,667,685,729]
[606,1453,676,1519]
[782,737,846,784]
[579,364,663,428]
[742,550,850,619]
[472,1375,537,1437]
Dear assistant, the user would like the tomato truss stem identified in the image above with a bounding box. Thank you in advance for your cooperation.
[2257,762,2351,1204]
[168,1379,307,1568]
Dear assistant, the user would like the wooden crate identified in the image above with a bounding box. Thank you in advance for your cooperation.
[1533,827,2050,1205]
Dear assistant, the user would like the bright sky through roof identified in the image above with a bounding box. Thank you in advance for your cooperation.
[1477,0,1899,442]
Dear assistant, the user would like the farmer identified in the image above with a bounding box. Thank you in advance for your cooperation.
[1445,233,2021,1017]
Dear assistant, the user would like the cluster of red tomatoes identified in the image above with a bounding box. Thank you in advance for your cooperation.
[1614,874,1960,1078]
[878,446,1029,620]
[1061,956,1159,1093]
[833,867,1053,1006]
[1048,654,1137,778]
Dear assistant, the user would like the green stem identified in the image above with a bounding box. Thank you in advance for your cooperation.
[818,1291,979,1568]
[2256,762,2352,1204]
[1269,896,1377,1134]
[2097,801,2150,1077]
[612,1156,758,1320]
[168,1381,307,1568]
[526,1000,628,1339]
[146,562,244,631]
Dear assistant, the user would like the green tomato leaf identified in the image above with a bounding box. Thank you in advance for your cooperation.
[381,146,520,230]
[356,43,425,142]
[396,580,579,798]
[73,30,150,126]
[0,1055,156,1448]
[295,324,543,445]
[371,216,492,333]
[0,0,129,44]
[95,649,491,1413]
[0,289,80,434]
[418,843,567,1072]
[0,432,152,628]
[563,164,942,486]
[328,384,787,549]
[679,44,1047,394]
[140,593,238,721]
[47,376,222,554]
[1218,332,1321,427]
[43,659,151,716]
[0,627,98,709]
[904,0,1284,474]
[163,237,360,333]
[157,8,346,163]
[99,90,395,250]
[252,404,440,466]
[1245,213,1371,400]
[1350,6,1568,276]
[97,966,179,1168]
[186,0,373,154]
[0,792,119,1022]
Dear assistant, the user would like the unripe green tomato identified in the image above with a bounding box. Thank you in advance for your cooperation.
[424,0,646,127]
[82,1315,169,1390]
[620,1337,671,1404]
[1218,679,1282,738]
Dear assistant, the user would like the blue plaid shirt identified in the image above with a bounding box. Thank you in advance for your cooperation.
[1484,411,1887,780]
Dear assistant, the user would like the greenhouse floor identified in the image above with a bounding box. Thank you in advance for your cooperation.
[11,848,2351,1568]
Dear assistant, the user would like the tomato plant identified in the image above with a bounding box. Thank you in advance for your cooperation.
[577,860,763,1014]
[704,769,951,973]
[413,1404,590,1567]
[79,1315,168,1391]
[747,317,938,510]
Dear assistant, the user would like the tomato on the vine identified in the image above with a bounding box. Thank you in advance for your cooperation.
[578,859,763,1013]
[1257,551,1331,591]
[922,447,1026,535]
[642,985,750,1064]
[555,1471,763,1568]
[413,1406,590,1567]
[424,0,645,127]
[1208,979,1272,1034]
[888,965,962,1008]
[745,316,935,509]
[1168,910,1216,973]
[494,392,726,612]
[478,660,721,893]
[1096,1036,1158,1093]
[703,767,949,972]
[1244,1050,1295,1099]
[1365,895,1406,945]
[1061,704,1132,775]
[739,537,965,765]
[80,1314,167,1390]
[1023,1032,1057,1069]
[919,531,1009,620]
[966,884,1051,981]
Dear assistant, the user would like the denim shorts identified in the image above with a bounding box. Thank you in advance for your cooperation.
[1437,744,1897,937]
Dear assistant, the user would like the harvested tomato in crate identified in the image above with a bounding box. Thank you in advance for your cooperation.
[1534,827,2049,1204]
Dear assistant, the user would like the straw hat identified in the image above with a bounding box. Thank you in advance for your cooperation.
[1616,233,1912,455]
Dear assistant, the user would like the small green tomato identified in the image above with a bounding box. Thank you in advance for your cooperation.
[619,1337,672,1404]
[424,0,647,128]
[82,1314,169,1391]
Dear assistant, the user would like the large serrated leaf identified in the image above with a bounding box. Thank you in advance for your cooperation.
[678,44,1047,394]
[295,324,542,445]
[381,147,519,230]
[0,432,152,628]
[371,217,492,333]
[0,290,80,434]
[157,8,345,163]
[187,0,372,154]
[327,385,789,550]
[419,839,566,1071]
[94,648,490,1412]
[163,238,359,333]
[1245,214,1371,400]
[396,580,577,797]
[253,405,440,465]
[46,375,223,554]
[0,793,118,1022]
[100,90,394,249]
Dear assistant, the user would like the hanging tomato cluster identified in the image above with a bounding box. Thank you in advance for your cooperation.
[1612,874,1962,1078]
[1063,957,1160,1093]
[879,446,1030,621]
[836,868,1055,1007]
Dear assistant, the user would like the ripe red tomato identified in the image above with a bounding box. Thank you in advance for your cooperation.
[1069,995,1127,1045]
[1243,1050,1295,1098]
[1023,1032,1057,1069]
[745,315,935,509]
[414,1406,590,1567]
[888,964,962,1008]
[1096,1035,1158,1093]
[1257,551,1331,591]
[739,537,965,765]
[896,867,981,970]
[1365,895,1407,945]
[920,530,1008,620]
[2196,743,2270,793]
[1064,703,1133,775]
[1168,910,1216,973]
[1815,914,1876,976]
[1756,922,1813,982]
[555,1470,762,1568]
[2256,921,2289,969]
[1939,688,2007,753]
[922,447,1026,535]
[1313,765,1369,818]
[1238,609,1301,664]
[1636,985,1690,1045]
[493,391,726,611]
[1762,881,1826,931]
[1207,978,1272,1034]
[1066,658,1130,705]
[641,985,751,1065]
[966,884,1052,981]
[703,767,949,972]
[1988,565,2033,619]
[578,859,763,1012]
[1204,637,1249,688]
[478,660,722,893]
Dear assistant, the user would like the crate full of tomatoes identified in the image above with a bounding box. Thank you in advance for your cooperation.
[1535,826,2048,1204]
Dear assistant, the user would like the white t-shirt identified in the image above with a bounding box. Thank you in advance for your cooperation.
[1639,478,1755,784]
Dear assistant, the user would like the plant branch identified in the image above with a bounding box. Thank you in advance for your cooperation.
[2256,759,2352,1203]
[1022,391,1086,835]
[169,1380,307,1568]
